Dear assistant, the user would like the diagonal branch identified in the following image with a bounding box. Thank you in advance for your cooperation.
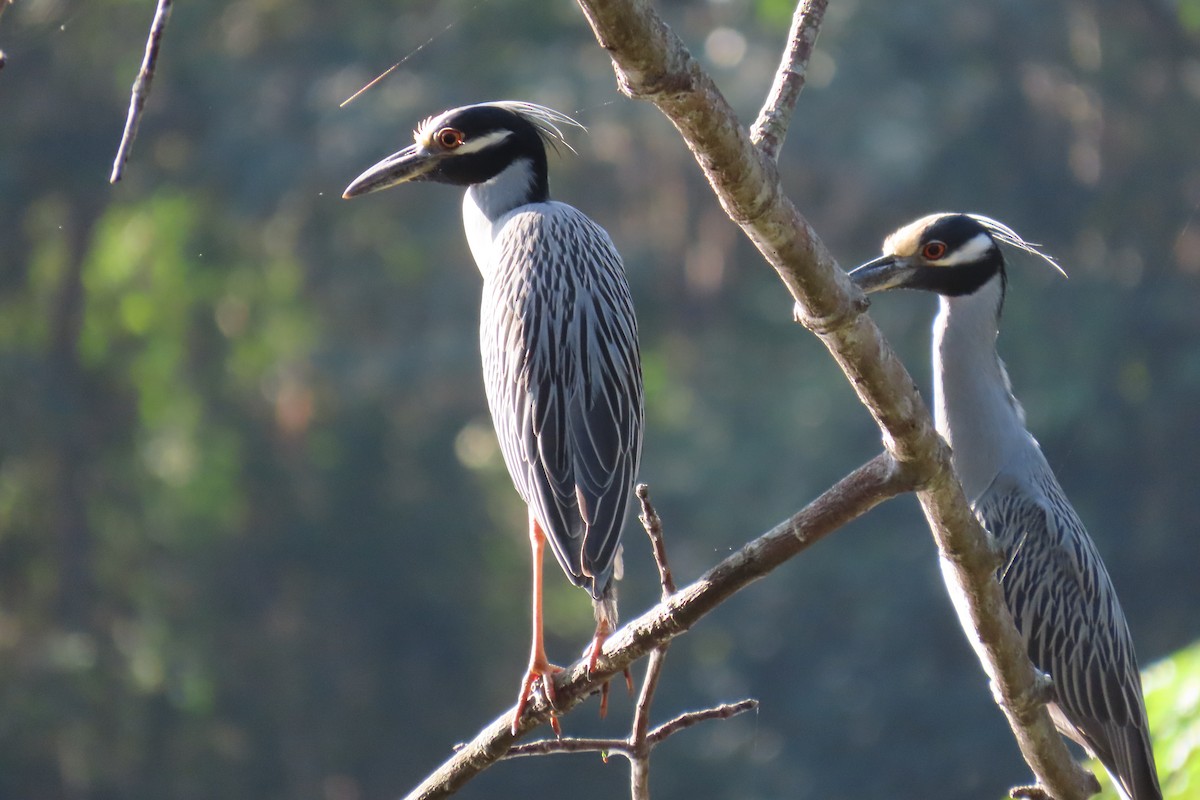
[402,453,913,800]
[110,0,173,183]
[573,1,1098,798]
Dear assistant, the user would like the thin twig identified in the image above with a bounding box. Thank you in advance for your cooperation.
[636,484,675,598]
[628,647,667,799]
[504,697,758,760]
[629,485,673,798]
[632,648,667,745]
[749,0,828,160]
[647,699,759,745]
[110,0,173,183]
[401,453,910,800]
[506,737,631,758]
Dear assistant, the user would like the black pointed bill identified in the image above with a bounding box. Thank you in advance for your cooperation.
[847,254,919,294]
[342,144,438,199]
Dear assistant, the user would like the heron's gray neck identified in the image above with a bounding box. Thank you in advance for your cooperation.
[933,274,1031,500]
[463,158,539,277]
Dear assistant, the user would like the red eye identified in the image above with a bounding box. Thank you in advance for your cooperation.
[922,240,947,261]
[436,128,465,149]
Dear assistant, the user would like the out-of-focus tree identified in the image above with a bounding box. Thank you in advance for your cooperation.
[1,0,1198,798]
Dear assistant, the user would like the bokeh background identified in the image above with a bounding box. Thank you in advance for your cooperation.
[2,0,1199,798]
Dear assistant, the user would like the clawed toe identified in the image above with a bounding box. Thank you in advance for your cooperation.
[511,662,563,736]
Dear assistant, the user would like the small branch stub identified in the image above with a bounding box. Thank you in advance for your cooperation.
[636,484,675,597]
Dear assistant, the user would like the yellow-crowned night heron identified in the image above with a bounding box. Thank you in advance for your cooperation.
[343,102,644,734]
[849,213,1160,800]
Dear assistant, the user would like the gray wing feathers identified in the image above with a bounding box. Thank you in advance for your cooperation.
[481,207,643,599]
[977,476,1159,799]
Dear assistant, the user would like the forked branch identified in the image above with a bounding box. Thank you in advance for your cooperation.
[403,453,914,800]
[506,492,758,800]
[573,1,1098,798]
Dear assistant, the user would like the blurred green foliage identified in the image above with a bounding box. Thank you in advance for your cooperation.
[1,0,1199,799]
[1092,640,1200,799]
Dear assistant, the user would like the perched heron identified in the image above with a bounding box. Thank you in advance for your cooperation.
[343,102,644,734]
[849,213,1160,800]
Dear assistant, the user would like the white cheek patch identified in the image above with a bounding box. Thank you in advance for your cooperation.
[454,129,514,155]
[939,232,995,266]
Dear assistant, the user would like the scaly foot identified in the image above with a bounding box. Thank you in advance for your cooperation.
[511,660,563,736]
[586,628,633,718]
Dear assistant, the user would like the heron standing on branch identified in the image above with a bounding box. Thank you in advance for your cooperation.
[344,101,644,735]
[850,213,1160,800]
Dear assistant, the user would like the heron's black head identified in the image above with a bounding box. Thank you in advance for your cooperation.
[342,101,581,200]
[848,213,1007,297]
[848,213,1064,299]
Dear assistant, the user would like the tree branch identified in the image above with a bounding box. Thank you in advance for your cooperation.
[504,699,760,760]
[110,0,172,184]
[573,1,1098,798]
[646,699,759,745]
[636,484,675,598]
[506,496,755,800]
[505,737,631,759]
[402,453,912,800]
[749,0,828,160]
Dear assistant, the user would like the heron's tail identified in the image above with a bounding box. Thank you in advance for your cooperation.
[1100,720,1161,800]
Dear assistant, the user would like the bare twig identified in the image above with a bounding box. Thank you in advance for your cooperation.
[628,487,673,797]
[636,484,675,597]
[628,647,666,798]
[647,699,759,745]
[573,2,1098,798]
[110,0,173,184]
[511,485,754,799]
[506,737,630,758]
[508,645,755,800]
[505,697,759,759]
[401,453,911,800]
[749,0,828,160]
[633,648,666,744]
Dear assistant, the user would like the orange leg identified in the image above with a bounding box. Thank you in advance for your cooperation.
[511,514,562,736]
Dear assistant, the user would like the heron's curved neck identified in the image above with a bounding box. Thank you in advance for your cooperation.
[933,274,1031,500]
[463,158,547,276]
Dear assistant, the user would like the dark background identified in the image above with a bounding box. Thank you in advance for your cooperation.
[1,0,1198,798]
